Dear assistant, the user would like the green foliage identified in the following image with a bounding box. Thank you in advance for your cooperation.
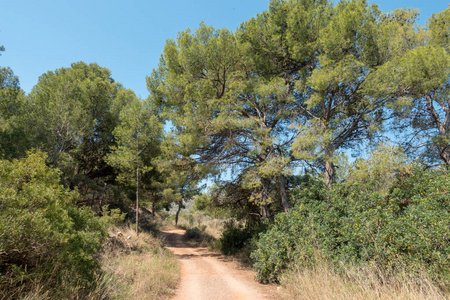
[185,227,204,240]
[381,7,450,166]
[149,21,298,216]
[428,6,450,51]
[251,177,330,282]
[101,204,127,226]
[240,0,421,187]
[24,62,132,213]
[106,97,162,188]
[0,150,107,296]
[28,62,120,166]
[0,66,28,159]
[252,160,449,285]
[0,67,22,121]
[219,221,255,256]
[193,193,210,212]
[0,2,449,296]
[192,192,233,218]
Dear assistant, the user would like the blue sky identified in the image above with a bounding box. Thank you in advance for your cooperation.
[0,0,448,98]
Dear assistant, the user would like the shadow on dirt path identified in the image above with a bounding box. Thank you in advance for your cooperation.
[160,229,279,300]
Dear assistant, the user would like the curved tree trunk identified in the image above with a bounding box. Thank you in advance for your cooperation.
[175,200,182,226]
[440,145,450,168]
[277,175,289,213]
[426,95,449,168]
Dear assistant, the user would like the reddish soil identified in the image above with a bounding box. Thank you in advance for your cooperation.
[161,229,279,300]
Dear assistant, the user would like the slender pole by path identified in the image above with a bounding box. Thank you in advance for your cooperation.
[136,133,139,235]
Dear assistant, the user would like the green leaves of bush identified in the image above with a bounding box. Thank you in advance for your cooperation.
[252,168,450,285]
[0,150,106,295]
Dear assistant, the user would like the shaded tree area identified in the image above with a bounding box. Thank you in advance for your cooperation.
[0,151,107,298]
[0,66,28,159]
[26,62,129,210]
[106,95,163,233]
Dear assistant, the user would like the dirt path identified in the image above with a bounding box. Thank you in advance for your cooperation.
[160,229,279,300]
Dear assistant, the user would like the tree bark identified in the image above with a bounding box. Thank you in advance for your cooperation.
[425,95,450,167]
[325,146,335,189]
[152,196,156,216]
[175,200,182,226]
[260,205,270,218]
[260,177,271,218]
[277,175,289,213]
[440,145,450,168]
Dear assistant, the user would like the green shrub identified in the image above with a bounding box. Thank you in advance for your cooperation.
[219,220,263,256]
[252,168,450,285]
[251,178,333,282]
[184,226,216,248]
[185,227,203,240]
[0,150,107,298]
[101,204,127,226]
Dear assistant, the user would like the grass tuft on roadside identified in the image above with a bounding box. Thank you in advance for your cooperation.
[100,225,180,300]
[280,262,447,300]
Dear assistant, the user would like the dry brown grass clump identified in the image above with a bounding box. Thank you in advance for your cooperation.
[177,211,225,238]
[280,262,448,300]
[1,272,111,300]
[7,224,180,300]
[101,226,180,300]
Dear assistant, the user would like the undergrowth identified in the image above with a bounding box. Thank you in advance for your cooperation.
[100,225,180,300]
[280,260,447,300]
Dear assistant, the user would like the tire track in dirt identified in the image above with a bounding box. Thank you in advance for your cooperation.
[161,229,279,300]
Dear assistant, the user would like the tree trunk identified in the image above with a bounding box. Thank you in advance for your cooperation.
[440,145,450,168]
[260,177,271,218]
[425,95,449,168]
[152,197,156,216]
[325,146,335,189]
[277,175,289,213]
[175,200,182,226]
[260,205,270,218]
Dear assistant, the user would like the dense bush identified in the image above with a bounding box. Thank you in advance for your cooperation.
[219,220,267,257]
[0,151,107,297]
[185,227,204,240]
[219,221,254,255]
[252,168,450,284]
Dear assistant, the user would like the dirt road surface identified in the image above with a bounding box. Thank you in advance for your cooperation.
[161,229,279,300]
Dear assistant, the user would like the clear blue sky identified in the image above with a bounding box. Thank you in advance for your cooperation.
[0,0,448,98]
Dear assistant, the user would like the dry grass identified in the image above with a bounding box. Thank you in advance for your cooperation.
[1,212,180,300]
[100,225,180,300]
[174,211,228,248]
[1,272,111,300]
[280,262,448,300]
[177,211,225,238]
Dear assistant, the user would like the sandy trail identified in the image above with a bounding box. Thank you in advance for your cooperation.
[161,229,278,300]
